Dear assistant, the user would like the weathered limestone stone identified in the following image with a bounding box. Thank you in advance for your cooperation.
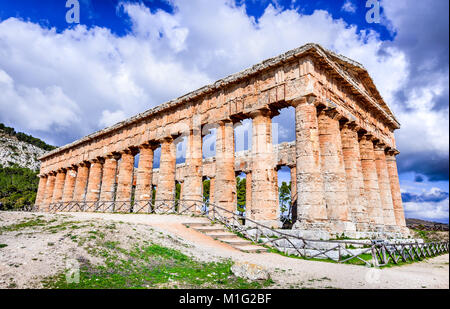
[99,155,118,209]
[374,143,397,230]
[73,163,89,203]
[292,96,327,228]
[51,170,66,204]
[231,262,270,281]
[245,171,252,216]
[116,150,135,205]
[183,127,203,212]
[35,44,407,235]
[249,109,278,227]
[155,138,176,211]
[318,108,354,233]
[43,173,56,209]
[214,120,237,216]
[290,166,297,221]
[134,145,155,212]
[341,122,369,231]
[62,167,77,203]
[85,159,104,203]
[359,135,384,229]
[386,149,407,229]
[35,176,47,208]
[209,177,215,205]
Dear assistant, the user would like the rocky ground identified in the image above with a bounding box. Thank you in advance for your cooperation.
[0,211,448,289]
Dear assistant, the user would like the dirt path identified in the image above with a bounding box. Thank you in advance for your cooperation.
[0,211,448,289]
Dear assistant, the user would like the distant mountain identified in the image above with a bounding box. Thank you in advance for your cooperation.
[0,123,56,171]
[406,218,449,231]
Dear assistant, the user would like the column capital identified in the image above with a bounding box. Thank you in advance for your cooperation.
[321,107,344,120]
[340,120,359,131]
[249,107,272,119]
[139,141,159,150]
[90,157,105,164]
[120,147,138,156]
[290,94,317,107]
[373,141,387,151]
[386,148,400,156]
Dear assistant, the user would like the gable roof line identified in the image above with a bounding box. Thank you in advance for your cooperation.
[39,43,398,161]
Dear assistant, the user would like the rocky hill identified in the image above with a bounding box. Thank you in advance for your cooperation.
[0,124,55,171]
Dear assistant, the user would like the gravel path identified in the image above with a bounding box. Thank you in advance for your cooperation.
[0,211,448,289]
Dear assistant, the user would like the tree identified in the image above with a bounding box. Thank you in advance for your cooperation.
[203,179,210,203]
[236,176,246,215]
[279,181,291,218]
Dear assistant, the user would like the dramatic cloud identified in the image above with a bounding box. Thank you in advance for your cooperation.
[0,0,447,221]
[402,187,449,203]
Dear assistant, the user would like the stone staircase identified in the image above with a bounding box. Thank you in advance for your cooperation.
[183,221,267,253]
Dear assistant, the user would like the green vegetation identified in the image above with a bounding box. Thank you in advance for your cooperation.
[0,217,52,234]
[0,123,56,151]
[0,165,38,210]
[42,243,273,289]
[0,244,7,248]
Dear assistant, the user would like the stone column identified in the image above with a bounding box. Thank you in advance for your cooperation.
[341,122,369,231]
[386,149,407,229]
[291,97,327,229]
[73,162,90,204]
[43,172,56,210]
[359,134,384,229]
[249,109,278,227]
[318,109,354,233]
[289,166,297,223]
[134,145,155,212]
[51,169,66,204]
[374,143,397,230]
[209,177,215,205]
[183,127,203,212]
[35,176,48,208]
[116,150,136,211]
[62,167,77,203]
[99,154,118,211]
[213,120,237,217]
[85,159,104,206]
[245,172,252,217]
[155,138,176,212]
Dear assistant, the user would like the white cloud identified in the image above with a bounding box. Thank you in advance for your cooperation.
[404,199,449,223]
[341,0,357,13]
[0,0,444,179]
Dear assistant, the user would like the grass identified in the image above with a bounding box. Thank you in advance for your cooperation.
[0,244,7,248]
[0,217,52,234]
[42,243,274,289]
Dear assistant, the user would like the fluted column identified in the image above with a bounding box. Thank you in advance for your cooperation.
[73,162,90,204]
[62,167,77,203]
[209,177,215,205]
[51,169,66,204]
[213,120,236,217]
[35,176,48,208]
[116,150,136,208]
[290,166,297,222]
[183,127,203,212]
[292,96,327,229]
[155,138,176,211]
[374,143,397,230]
[99,154,118,207]
[386,149,407,229]
[245,172,252,216]
[341,122,369,231]
[249,109,278,226]
[134,145,155,212]
[318,109,354,233]
[85,158,104,205]
[359,134,384,229]
[43,172,56,210]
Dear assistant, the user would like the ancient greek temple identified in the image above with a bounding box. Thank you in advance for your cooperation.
[35,43,407,236]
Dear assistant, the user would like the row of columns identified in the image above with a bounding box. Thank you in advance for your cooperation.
[35,96,406,233]
[292,96,405,232]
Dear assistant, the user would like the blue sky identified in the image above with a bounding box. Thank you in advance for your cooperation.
[0,0,448,223]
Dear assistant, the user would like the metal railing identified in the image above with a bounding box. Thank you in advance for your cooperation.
[34,199,448,267]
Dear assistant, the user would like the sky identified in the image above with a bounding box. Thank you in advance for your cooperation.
[0,0,448,223]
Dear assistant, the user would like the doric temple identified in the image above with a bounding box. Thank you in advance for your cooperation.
[36,43,407,236]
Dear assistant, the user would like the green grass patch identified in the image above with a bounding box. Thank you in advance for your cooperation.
[42,244,273,289]
[0,244,8,248]
[0,217,50,234]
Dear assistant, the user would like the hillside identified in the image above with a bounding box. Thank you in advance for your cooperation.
[0,123,55,171]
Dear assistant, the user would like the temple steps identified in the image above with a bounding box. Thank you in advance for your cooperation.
[183,222,267,253]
